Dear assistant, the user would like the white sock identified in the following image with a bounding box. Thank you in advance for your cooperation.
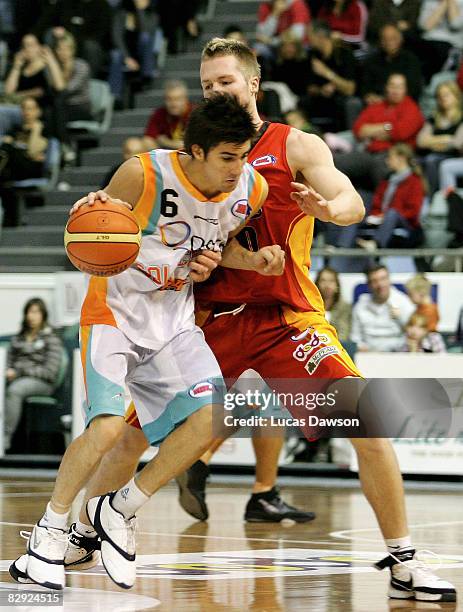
[111,478,150,519]
[385,535,413,555]
[75,519,97,538]
[41,502,69,530]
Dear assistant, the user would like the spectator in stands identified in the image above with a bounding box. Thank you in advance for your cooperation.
[315,267,352,341]
[3,34,64,105]
[417,0,463,83]
[142,80,193,151]
[51,33,92,160]
[356,143,425,249]
[299,20,356,131]
[271,33,310,97]
[400,313,446,352]
[0,97,49,226]
[367,0,420,44]
[34,0,113,77]
[255,0,311,57]
[445,187,463,247]
[350,264,415,352]
[158,0,202,55]
[317,0,368,46]
[335,73,425,190]
[284,108,323,136]
[405,274,440,331]
[223,25,248,45]
[108,0,159,106]
[360,23,423,103]
[3,297,63,453]
[102,137,147,188]
[458,57,463,91]
[417,81,463,195]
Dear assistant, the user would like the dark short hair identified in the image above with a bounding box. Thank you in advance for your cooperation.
[184,94,256,156]
[365,264,388,282]
[223,24,244,38]
[20,297,49,335]
[310,20,332,38]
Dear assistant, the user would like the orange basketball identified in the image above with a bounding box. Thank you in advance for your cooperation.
[64,199,141,277]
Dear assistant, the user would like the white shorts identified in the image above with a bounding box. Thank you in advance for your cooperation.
[80,324,224,445]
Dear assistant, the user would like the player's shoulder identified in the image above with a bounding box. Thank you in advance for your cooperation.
[286,128,330,166]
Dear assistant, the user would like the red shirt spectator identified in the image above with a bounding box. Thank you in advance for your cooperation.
[354,74,424,152]
[458,58,463,92]
[257,0,310,40]
[144,104,193,143]
[371,173,424,227]
[318,0,368,44]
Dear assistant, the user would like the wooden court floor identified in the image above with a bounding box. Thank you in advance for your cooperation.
[0,477,462,611]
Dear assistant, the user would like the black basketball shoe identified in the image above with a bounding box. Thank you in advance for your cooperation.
[244,487,316,523]
[176,460,210,521]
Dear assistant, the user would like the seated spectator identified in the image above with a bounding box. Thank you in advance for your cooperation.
[335,73,424,190]
[102,137,147,187]
[350,264,415,352]
[355,143,425,250]
[317,0,368,46]
[405,274,440,331]
[367,0,420,44]
[399,313,446,352]
[300,20,356,131]
[315,266,352,341]
[271,33,310,97]
[4,298,63,453]
[417,81,463,195]
[158,0,202,55]
[458,56,463,91]
[108,0,159,106]
[3,33,64,105]
[360,23,423,103]
[142,80,193,151]
[255,0,311,59]
[34,0,113,77]
[0,97,49,226]
[223,25,248,45]
[417,0,463,83]
[284,108,323,136]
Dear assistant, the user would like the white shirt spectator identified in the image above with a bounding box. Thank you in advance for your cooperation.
[351,286,416,351]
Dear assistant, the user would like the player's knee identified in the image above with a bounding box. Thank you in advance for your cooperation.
[350,437,392,457]
[87,415,126,454]
[117,424,149,458]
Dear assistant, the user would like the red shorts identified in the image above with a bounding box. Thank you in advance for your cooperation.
[126,304,361,432]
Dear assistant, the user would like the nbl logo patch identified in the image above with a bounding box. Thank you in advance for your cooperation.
[231,199,251,220]
[251,154,277,168]
[188,381,216,398]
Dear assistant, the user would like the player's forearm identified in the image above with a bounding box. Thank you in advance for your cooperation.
[327,191,365,226]
[221,238,256,270]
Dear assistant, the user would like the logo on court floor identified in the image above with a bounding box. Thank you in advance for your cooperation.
[5,549,459,581]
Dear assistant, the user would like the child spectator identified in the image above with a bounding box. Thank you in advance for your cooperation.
[400,313,446,353]
[406,274,440,331]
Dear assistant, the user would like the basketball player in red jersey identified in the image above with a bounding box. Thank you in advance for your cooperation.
[59,39,455,602]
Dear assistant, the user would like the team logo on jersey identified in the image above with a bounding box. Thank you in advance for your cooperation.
[231,199,251,220]
[290,327,315,342]
[188,381,216,398]
[292,331,331,362]
[251,154,277,168]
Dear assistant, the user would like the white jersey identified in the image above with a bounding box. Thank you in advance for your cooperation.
[81,149,267,349]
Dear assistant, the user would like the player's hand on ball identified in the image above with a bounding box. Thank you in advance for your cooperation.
[189,249,222,282]
[290,181,332,222]
[69,190,133,216]
[252,245,285,276]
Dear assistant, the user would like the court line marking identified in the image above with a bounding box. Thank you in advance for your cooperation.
[330,520,463,543]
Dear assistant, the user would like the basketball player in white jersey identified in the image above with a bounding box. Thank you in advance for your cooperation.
[10,94,285,590]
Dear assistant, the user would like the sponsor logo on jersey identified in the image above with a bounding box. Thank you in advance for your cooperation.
[188,381,216,398]
[292,332,330,361]
[305,346,339,374]
[290,327,315,342]
[231,199,251,219]
[251,154,277,168]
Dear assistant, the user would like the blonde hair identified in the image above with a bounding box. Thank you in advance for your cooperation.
[406,274,432,297]
[389,143,427,191]
[406,313,428,329]
[435,80,462,127]
[201,37,261,79]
